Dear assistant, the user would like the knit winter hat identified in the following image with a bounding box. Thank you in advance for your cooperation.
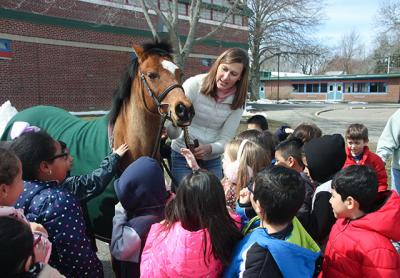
[304,134,346,183]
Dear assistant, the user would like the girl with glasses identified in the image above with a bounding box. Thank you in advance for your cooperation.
[10,131,103,277]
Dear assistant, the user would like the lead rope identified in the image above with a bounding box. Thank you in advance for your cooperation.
[183,126,198,152]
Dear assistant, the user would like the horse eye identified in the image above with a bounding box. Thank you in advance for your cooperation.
[148,72,159,80]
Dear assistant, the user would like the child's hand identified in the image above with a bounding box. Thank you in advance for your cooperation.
[32,232,52,263]
[113,143,129,157]
[30,222,48,237]
[239,187,251,204]
[180,148,200,170]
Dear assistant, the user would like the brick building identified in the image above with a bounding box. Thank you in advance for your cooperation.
[261,73,400,103]
[0,0,249,110]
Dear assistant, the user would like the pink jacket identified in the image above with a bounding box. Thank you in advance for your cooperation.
[140,221,223,277]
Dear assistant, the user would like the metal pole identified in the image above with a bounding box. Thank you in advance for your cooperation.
[277,53,280,102]
[387,55,391,74]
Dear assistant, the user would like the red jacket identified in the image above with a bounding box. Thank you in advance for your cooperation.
[321,191,400,278]
[343,146,388,192]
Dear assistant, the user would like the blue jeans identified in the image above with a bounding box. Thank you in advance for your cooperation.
[171,150,223,186]
[391,168,400,193]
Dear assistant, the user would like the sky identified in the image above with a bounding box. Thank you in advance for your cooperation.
[315,0,382,53]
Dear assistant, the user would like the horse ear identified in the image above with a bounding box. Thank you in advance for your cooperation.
[132,45,144,63]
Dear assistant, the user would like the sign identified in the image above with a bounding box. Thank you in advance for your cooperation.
[0,39,12,60]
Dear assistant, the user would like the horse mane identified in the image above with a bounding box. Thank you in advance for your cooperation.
[109,40,174,125]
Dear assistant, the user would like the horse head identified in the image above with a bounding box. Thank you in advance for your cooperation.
[132,42,194,127]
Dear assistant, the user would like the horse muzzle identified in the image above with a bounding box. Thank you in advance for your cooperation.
[174,103,195,127]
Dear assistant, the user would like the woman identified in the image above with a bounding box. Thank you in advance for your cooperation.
[169,48,249,184]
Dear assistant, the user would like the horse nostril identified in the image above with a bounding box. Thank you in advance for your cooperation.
[176,103,186,118]
[175,103,194,123]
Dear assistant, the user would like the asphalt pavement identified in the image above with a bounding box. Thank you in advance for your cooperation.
[246,102,400,144]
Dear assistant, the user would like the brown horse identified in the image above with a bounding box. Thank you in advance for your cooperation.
[1,41,194,240]
[110,41,194,169]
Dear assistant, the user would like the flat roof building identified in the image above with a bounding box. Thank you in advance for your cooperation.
[261,73,400,103]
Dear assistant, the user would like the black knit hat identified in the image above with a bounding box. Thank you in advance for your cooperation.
[304,134,346,183]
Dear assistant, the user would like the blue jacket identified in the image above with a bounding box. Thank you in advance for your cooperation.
[225,218,320,277]
[15,180,103,278]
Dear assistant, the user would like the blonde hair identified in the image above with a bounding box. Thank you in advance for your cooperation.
[201,48,249,110]
[224,139,270,196]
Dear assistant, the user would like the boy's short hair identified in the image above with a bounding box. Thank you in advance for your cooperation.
[275,137,304,167]
[345,123,368,141]
[332,165,378,212]
[247,115,268,130]
[253,166,305,225]
[290,122,322,143]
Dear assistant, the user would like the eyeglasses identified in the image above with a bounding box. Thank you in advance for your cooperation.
[246,178,255,194]
[49,152,69,161]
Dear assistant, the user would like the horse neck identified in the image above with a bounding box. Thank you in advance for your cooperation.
[113,80,161,161]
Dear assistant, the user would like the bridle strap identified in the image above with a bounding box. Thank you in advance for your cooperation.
[140,73,184,113]
[151,113,168,158]
[158,83,184,103]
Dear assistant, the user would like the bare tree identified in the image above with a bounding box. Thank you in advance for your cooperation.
[248,0,323,100]
[287,42,330,74]
[378,0,400,36]
[138,0,243,69]
[371,0,400,73]
[337,30,365,74]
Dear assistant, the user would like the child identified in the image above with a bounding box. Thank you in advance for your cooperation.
[225,166,320,277]
[247,114,268,131]
[275,138,315,229]
[303,134,346,243]
[343,123,387,192]
[140,170,243,277]
[289,122,322,143]
[0,216,64,277]
[110,156,169,278]
[321,165,400,277]
[0,147,52,265]
[10,131,103,278]
[59,140,128,251]
[221,139,269,211]
[235,129,278,165]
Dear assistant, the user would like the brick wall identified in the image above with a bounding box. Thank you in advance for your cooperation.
[0,0,248,110]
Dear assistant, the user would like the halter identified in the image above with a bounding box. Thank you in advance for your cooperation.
[140,72,184,118]
[139,71,185,158]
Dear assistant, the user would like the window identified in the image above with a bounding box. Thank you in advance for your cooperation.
[292,84,305,93]
[234,15,243,26]
[213,10,225,21]
[344,83,352,93]
[200,9,212,20]
[320,83,327,93]
[178,3,187,15]
[306,83,319,93]
[353,83,367,93]
[370,82,386,93]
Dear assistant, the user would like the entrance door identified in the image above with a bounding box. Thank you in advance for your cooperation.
[326,83,343,101]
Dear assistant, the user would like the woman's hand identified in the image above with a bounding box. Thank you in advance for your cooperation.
[193,144,212,160]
